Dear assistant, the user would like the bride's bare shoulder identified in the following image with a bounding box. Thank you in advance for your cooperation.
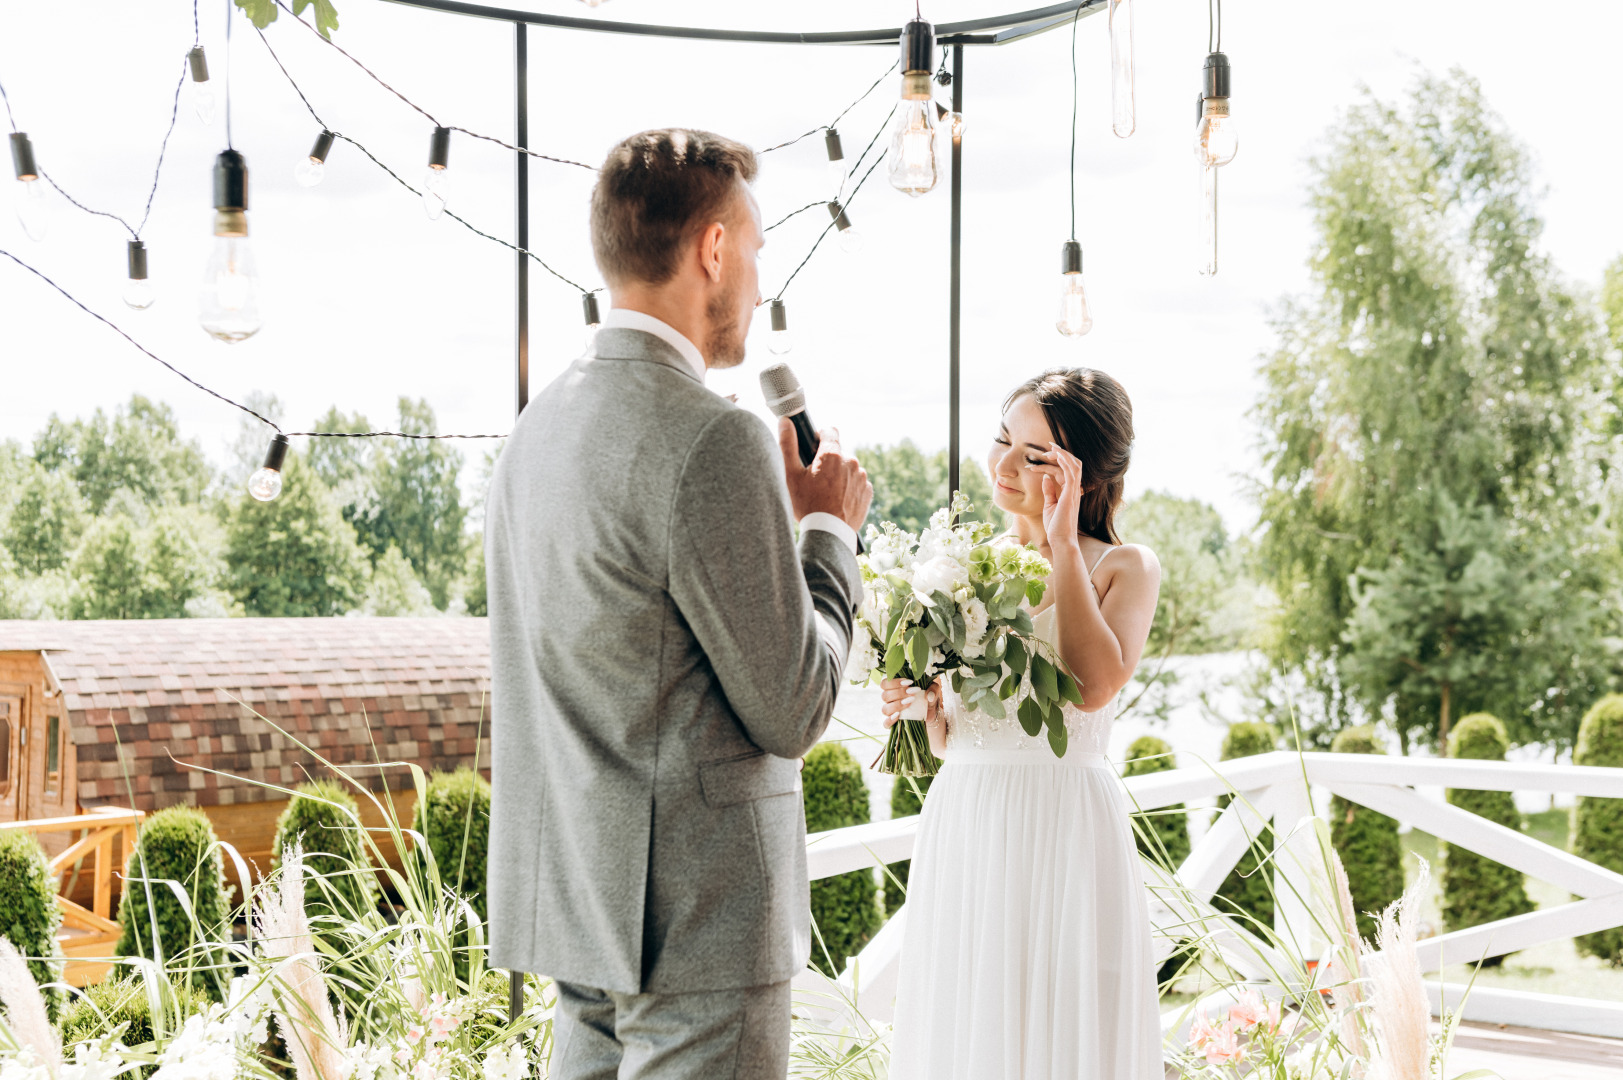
[1104,543,1161,584]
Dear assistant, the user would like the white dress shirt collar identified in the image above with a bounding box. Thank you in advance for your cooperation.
[601,308,707,383]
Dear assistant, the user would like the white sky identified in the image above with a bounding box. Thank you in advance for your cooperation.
[2,1,1619,532]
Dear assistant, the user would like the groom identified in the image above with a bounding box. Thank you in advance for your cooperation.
[484,129,871,1079]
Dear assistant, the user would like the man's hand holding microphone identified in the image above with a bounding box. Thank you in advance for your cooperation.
[761,362,872,540]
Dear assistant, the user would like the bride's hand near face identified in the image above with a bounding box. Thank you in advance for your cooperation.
[880,678,947,756]
[1034,443,1085,553]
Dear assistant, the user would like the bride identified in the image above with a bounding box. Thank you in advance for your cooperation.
[883,367,1163,1080]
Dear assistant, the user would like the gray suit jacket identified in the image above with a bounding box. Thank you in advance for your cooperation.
[485,327,862,995]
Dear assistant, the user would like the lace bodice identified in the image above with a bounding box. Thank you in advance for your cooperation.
[941,604,1116,763]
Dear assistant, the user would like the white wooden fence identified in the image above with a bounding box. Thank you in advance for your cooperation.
[793,750,1623,1039]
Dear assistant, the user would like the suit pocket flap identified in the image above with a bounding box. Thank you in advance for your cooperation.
[699,751,803,807]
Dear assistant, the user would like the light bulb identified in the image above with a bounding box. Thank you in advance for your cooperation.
[1194,53,1238,167]
[825,129,846,194]
[187,47,214,126]
[423,126,451,221]
[248,434,289,502]
[1199,164,1218,276]
[827,201,862,254]
[582,292,601,351]
[1109,0,1136,138]
[767,299,792,355]
[9,133,47,241]
[888,98,941,197]
[934,102,967,140]
[295,132,333,188]
[1056,241,1093,338]
[200,150,263,343]
[123,240,154,310]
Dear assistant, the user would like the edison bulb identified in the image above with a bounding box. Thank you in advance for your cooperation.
[247,466,283,502]
[199,236,263,343]
[13,178,47,241]
[887,100,941,197]
[838,226,864,254]
[123,277,155,310]
[1194,99,1239,167]
[1056,273,1093,338]
[294,155,325,188]
[422,166,447,220]
[944,110,967,139]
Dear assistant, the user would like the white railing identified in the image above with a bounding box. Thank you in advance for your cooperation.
[794,751,1623,1039]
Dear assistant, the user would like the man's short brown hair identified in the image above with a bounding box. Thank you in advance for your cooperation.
[590,129,759,288]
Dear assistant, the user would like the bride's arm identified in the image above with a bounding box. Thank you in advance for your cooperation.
[1034,448,1162,711]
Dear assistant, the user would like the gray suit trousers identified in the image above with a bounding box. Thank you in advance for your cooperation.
[551,979,791,1080]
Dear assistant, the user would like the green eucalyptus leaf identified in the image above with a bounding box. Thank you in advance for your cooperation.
[1017,697,1043,737]
[1031,653,1058,702]
[1005,635,1028,673]
[1012,610,1035,636]
[908,629,929,677]
[1058,672,1084,707]
[999,673,1020,700]
[978,694,1006,720]
[1046,717,1068,758]
[883,643,905,679]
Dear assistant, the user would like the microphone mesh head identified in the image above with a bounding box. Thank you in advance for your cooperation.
[759,362,806,417]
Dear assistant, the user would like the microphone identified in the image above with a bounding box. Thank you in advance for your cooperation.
[759,361,864,554]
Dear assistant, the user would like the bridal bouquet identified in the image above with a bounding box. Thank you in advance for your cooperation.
[849,494,1084,776]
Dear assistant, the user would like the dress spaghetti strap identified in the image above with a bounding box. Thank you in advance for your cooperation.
[1088,545,1120,578]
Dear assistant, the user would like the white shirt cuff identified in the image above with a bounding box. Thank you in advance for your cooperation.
[800,512,858,555]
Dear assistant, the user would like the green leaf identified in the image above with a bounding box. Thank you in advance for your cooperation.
[985,631,1007,665]
[1058,672,1084,707]
[908,629,929,677]
[1046,717,1069,757]
[999,673,1020,700]
[1026,579,1047,607]
[1005,635,1028,673]
[1017,697,1043,737]
[1031,653,1058,703]
[978,694,1006,720]
[883,643,905,679]
[1011,610,1035,636]
[236,0,279,29]
[292,0,341,38]
[951,670,965,694]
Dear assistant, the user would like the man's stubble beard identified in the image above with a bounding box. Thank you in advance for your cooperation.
[703,278,748,370]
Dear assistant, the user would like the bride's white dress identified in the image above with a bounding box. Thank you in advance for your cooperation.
[889,564,1162,1080]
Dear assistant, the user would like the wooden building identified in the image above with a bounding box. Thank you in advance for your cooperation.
[0,617,491,878]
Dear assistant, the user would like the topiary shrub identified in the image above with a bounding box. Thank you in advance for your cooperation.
[58,974,212,1077]
[1328,726,1405,940]
[1441,713,1533,966]
[1124,735,1193,987]
[114,807,230,998]
[802,742,882,977]
[1213,721,1277,931]
[0,831,64,1019]
[883,774,934,918]
[1572,694,1623,966]
[414,769,491,923]
[272,779,378,921]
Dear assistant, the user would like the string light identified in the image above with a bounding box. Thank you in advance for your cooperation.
[199,150,263,343]
[888,16,941,197]
[582,291,600,350]
[423,125,450,220]
[248,434,289,501]
[1196,0,1236,276]
[826,200,862,254]
[1056,240,1092,337]
[1109,0,1136,138]
[767,299,792,355]
[187,46,215,125]
[295,129,334,187]
[8,133,47,241]
[824,128,845,192]
[932,102,967,140]
[123,240,154,309]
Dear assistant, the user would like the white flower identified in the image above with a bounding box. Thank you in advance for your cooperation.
[345,1043,397,1080]
[962,599,989,646]
[150,1015,237,1080]
[911,556,965,603]
[847,637,879,685]
[481,1043,529,1080]
[1,1049,54,1080]
[60,1043,124,1080]
[222,976,273,1044]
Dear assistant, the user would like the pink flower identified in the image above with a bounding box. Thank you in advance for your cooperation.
[1202,1023,1242,1066]
[429,1015,459,1039]
[1188,1011,1218,1050]
[1262,1000,1283,1033]
[405,1026,425,1046]
[1228,988,1267,1031]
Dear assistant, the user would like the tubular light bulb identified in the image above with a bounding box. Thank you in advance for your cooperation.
[767,299,792,355]
[1199,164,1218,276]
[1056,241,1093,338]
[424,126,450,221]
[295,132,333,188]
[9,133,47,241]
[123,240,154,310]
[200,150,263,343]
[248,435,289,502]
[888,98,941,197]
[1109,0,1136,138]
[187,47,215,126]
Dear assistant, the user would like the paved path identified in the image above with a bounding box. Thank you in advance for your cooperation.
[1443,1022,1623,1079]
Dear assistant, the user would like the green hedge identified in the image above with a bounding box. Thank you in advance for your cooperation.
[803,742,882,977]
[1573,695,1623,966]
[0,831,64,1019]
[59,975,212,1077]
[414,768,491,923]
[883,774,933,918]
[1213,721,1276,930]
[272,780,378,921]
[114,806,230,997]
[1441,714,1533,966]
[1328,726,1405,940]
[1124,735,1193,987]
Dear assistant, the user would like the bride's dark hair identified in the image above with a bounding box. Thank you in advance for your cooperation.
[1004,368,1134,545]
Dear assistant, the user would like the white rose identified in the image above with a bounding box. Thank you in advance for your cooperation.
[962,598,989,645]
[847,638,879,684]
[912,556,964,602]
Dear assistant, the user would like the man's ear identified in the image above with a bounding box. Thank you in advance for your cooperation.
[699,221,726,283]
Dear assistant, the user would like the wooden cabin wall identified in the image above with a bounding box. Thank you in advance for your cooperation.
[0,652,77,857]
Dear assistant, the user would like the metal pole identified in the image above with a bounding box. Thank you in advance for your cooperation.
[509,16,528,1028]
[514,20,530,417]
[948,44,963,498]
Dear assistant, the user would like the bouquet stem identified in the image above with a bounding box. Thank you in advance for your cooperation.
[874,713,940,777]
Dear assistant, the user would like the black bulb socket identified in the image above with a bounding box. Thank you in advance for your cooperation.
[1061,240,1083,276]
[309,130,335,166]
[262,434,289,472]
[901,17,935,75]
[769,299,788,333]
[214,149,248,212]
[428,126,451,171]
[827,201,853,232]
[188,46,210,84]
[582,292,601,326]
[824,129,844,164]
[127,240,148,281]
[10,132,38,182]
[1202,52,1232,100]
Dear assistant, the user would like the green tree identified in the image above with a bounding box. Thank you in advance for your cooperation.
[415,768,491,922]
[273,780,378,921]
[224,459,370,616]
[1250,71,1615,751]
[115,807,231,998]
[1214,722,1277,930]
[1572,694,1623,965]
[33,395,212,513]
[306,406,375,526]
[1439,713,1533,964]
[883,774,933,918]
[2,462,87,574]
[0,831,65,1018]
[802,742,882,976]
[1123,735,1191,867]
[1327,727,1405,939]
[68,507,223,619]
[857,440,1002,535]
[363,545,435,616]
[355,399,466,609]
[1117,493,1255,659]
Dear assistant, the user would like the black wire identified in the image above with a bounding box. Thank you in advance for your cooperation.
[1208,0,1215,54]
[1069,1,1083,241]
[764,200,825,233]
[775,102,894,301]
[1217,0,1223,52]
[758,58,897,155]
[835,98,894,202]
[193,0,201,44]
[224,0,233,149]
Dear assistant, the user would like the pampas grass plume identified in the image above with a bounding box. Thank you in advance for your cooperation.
[0,937,60,1076]
[255,846,349,1080]
[1366,859,1431,1080]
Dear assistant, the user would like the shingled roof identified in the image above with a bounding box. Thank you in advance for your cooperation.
[0,618,491,811]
